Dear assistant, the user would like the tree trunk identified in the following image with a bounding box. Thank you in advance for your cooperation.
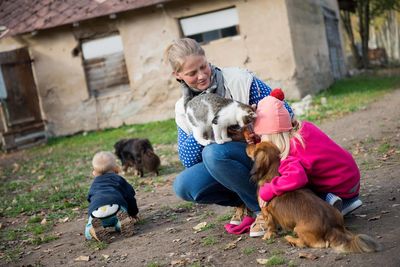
[341,10,363,68]
[358,0,370,68]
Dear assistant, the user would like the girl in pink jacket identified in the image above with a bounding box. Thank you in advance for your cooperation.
[253,89,362,218]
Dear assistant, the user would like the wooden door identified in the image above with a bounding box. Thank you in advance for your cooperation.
[0,47,45,150]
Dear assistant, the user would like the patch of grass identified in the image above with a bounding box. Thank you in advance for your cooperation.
[85,240,108,250]
[29,235,58,246]
[265,237,276,244]
[377,142,391,154]
[201,236,217,246]
[189,262,201,267]
[146,262,162,267]
[216,213,231,222]
[300,75,400,124]
[242,247,256,255]
[200,210,215,219]
[175,201,195,211]
[198,222,215,232]
[1,246,22,263]
[266,255,286,266]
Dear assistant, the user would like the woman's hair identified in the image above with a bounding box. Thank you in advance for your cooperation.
[92,151,118,175]
[164,38,205,72]
[260,120,304,160]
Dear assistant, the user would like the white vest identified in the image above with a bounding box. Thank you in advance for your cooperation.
[175,67,254,134]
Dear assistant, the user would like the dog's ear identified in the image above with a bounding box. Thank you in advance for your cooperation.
[246,144,256,159]
[250,145,272,183]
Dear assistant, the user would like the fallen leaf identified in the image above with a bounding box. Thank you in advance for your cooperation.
[171,259,188,266]
[40,218,47,225]
[172,239,181,243]
[224,236,243,250]
[37,175,45,181]
[368,215,381,221]
[256,258,269,265]
[12,163,20,173]
[61,217,69,223]
[102,254,110,260]
[299,252,318,260]
[193,222,207,232]
[381,210,390,214]
[43,249,53,253]
[0,223,2,229]
[392,204,400,207]
[75,255,90,262]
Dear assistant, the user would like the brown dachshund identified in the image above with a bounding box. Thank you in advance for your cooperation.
[246,141,381,253]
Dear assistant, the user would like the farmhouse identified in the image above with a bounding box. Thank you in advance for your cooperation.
[0,0,346,150]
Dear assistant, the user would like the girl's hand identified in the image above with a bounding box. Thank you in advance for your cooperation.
[258,196,268,208]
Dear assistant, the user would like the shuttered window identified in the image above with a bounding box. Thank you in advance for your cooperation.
[179,7,239,44]
[81,34,129,96]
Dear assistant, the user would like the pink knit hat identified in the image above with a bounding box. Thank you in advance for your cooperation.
[254,88,292,135]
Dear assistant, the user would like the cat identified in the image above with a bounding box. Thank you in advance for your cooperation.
[185,93,256,146]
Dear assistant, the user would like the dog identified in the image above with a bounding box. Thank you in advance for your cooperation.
[246,141,381,253]
[114,138,160,177]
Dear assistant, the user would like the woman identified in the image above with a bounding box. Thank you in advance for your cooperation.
[164,38,294,236]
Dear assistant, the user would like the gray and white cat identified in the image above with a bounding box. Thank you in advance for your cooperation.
[186,93,256,146]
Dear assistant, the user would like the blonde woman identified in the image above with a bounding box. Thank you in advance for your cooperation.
[164,38,294,237]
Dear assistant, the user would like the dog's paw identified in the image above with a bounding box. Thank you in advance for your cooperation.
[262,231,276,240]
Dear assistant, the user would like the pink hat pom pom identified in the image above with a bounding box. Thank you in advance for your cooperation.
[270,88,285,101]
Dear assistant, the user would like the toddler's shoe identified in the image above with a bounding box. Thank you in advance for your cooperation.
[325,193,343,211]
[86,216,103,242]
[249,214,267,238]
[342,197,363,216]
[116,211,135,237]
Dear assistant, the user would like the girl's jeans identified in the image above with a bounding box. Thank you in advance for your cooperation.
[173,142,260,212]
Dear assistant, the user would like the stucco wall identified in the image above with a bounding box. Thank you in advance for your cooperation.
[0,0,343,137]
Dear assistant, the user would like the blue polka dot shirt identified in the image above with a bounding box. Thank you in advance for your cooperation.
[177,77,294,168]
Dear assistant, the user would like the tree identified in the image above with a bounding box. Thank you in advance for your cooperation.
[340,0,400,68]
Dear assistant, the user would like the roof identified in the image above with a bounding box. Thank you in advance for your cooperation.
[0,0,172,38]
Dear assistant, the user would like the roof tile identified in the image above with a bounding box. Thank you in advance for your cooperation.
[0,0,172,37]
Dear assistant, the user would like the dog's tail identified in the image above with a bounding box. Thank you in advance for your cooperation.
[330,228,382,253]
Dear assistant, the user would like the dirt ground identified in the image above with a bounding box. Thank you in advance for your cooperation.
[3,89,400,267]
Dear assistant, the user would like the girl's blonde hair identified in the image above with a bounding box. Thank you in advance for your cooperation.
[260,120,304,160]
[164,38,205,72]
[92,151,118,175]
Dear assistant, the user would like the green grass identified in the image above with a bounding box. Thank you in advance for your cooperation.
[242,247,256,255]
[299,75,400,124]
[201,236,217,246]
[266,255,286,266]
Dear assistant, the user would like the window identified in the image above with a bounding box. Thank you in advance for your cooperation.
[179,7,239,43]
[81,34,129,96]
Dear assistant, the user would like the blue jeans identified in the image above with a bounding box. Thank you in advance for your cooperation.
[173,142,260,212]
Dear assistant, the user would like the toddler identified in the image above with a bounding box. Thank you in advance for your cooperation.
[85,151,139,241]
[250,89,362,236]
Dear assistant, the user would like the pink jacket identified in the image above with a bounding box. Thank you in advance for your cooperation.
[259,121,360,202]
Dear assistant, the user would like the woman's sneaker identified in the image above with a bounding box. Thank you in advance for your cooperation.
[249,214,267,237]
[230,205,246,225]
[342,197,363,216]
[325,193,343,211]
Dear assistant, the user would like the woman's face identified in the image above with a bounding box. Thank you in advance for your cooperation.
[174,55,211,90]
